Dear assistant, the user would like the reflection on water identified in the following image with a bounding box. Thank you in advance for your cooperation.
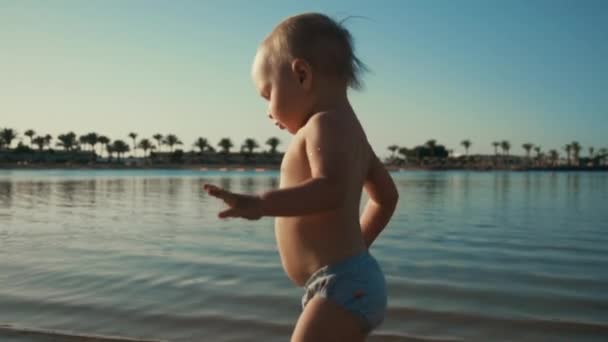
[220,177,233,192]
[0,182,13,208]
[0,170,607,342]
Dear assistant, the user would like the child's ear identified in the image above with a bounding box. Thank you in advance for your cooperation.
[291,59,312,89]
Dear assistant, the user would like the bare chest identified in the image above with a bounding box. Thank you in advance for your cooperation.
[279,136,310,188]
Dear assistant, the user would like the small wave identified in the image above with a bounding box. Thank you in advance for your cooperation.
[0,323,463,342]
[0,323,165,342]
[387,306,608,335]
[386,276,608,313]
[370,331,461,342]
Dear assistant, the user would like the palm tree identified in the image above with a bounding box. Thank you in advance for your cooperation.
[522,143,533,159]
[0,128,18,149]
[533,146,542,166]
[85,133,98,153]
[398,147,409,162]
[266,137,281,154]
[564,144,572,165]
[599,148,608,165]
[589,147,595,158]
[461,139,471,155]
[534,146,541,157]
[98,135,110,157]
[32,136,46,151]
[426,139,437,158]
[163,134,182,152]
[388,144,399,159]
[492,141,500,155]
[194,137,208,154]
[218,138,233,154]
[549,150,559,166]
[571,141,582,166]
[44,134,53,150]
[137,138,153,158]
[79,135,88,150]
[24,129,36,147]
[106,144,115,161]
[242,138,259,155]
[501,140,511,156]
[153,134,163,152]
[57,132,78,151]
[112,140,130,161]
[128,132,138,157]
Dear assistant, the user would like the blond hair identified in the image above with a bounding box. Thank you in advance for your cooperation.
[262,13,368,90]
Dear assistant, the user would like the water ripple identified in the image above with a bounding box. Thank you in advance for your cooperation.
[1,170,607,341]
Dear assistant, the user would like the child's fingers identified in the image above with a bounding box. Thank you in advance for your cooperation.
[203,183,219,192]
[218,207,238,219]
[203,184,240,208]
[204,184,229,199]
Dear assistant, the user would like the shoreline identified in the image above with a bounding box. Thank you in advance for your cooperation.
[1,163,607,172]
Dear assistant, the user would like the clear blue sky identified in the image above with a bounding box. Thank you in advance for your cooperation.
[1,0,606,156]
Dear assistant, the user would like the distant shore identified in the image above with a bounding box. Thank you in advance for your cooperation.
[1,162,607,172]
[0,163,280,171]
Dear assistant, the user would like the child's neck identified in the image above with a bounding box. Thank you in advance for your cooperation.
[309,81,351,116]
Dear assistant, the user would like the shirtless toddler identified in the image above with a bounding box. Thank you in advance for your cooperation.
[204,13,399,342]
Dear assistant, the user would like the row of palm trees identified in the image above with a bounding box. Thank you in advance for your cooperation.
[388,139,608,167]
[387,139,514,160]
[2,127,606,166]
[0,128,282,160]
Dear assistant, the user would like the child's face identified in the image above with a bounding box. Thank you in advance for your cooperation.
[252,48,312,135]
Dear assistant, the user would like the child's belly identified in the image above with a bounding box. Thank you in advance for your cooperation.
[275,214,366,286]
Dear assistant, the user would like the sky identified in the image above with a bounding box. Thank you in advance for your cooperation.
[1,0,607,157]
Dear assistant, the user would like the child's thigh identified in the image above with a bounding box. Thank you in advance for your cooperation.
[291,295,367,342]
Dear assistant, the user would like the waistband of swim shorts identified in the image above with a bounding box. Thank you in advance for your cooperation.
[304,250,371,288]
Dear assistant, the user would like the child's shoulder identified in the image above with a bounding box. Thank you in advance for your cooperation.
[302,111,348,135]
[306,111,334,125]
[300,110,363,151]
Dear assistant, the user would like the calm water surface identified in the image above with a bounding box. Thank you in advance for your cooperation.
[1,170,607,341]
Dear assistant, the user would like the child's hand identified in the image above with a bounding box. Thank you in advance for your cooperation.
[203,184,263,220]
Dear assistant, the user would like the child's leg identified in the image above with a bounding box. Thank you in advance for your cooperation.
[291,295,367,342]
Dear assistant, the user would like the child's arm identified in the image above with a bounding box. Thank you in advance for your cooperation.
[204,113,349,219]
[360,153,399,248]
